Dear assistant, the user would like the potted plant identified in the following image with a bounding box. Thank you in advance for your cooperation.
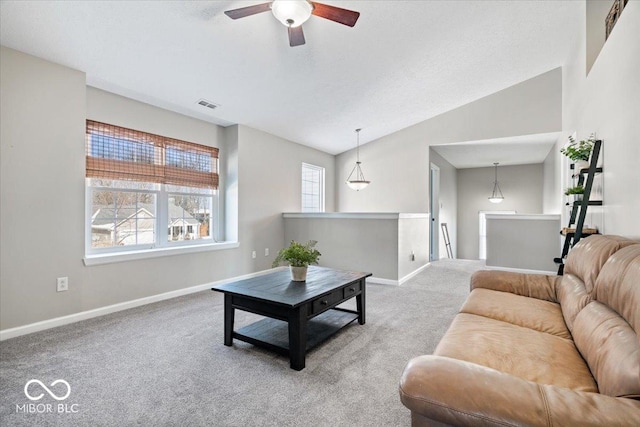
[561,135,595,172]
[272,240,321,282]
[565,185,585,202]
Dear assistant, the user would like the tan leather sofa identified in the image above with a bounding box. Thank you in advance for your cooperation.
[399,235,640,426]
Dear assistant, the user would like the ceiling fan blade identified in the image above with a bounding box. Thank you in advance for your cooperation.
[288,25,306,47]
[311,2,360,27]
[224,2,272,20]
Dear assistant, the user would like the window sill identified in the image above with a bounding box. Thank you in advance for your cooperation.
[83,241,239,266]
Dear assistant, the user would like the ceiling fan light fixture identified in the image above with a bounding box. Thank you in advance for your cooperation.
[271,0,313,27]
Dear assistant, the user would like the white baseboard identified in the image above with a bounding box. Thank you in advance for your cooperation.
[0,267,285,342]
[485,265,556,276]
[367,263,430,286]
[367,276,398,286]
[398,263,430,285]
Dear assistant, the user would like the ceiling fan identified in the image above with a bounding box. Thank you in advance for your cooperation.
[224,0,360,47]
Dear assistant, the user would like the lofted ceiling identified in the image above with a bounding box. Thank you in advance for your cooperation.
[431,133,560,170]
[0,1,579,155]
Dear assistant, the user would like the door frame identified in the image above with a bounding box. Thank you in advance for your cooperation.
[429,163,440,261]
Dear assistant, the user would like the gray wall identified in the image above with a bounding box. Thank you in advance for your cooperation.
[486,215,560,272]
[0,46,336,331]
[336,68,562,213]
[429,149,458,258]
[236,125,336,273]
[542,144,561,214]
[283,217,399,280]
[283,215,429,282]
[457,164,543,260]
[398,217,429,279]
[1,46,86,327]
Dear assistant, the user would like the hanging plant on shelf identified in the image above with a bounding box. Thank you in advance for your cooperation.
[561,135,595,162]
[564,185,584,196]
[565,185,585,203]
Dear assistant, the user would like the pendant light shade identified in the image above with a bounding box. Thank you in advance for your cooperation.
[489,162,504,203]
[346,128,370,191]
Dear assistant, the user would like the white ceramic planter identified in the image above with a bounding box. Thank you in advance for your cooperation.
[575,160,590,173]
[290,266,308,282]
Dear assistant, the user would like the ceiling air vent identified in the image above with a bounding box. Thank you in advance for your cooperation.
[196,99,220,110]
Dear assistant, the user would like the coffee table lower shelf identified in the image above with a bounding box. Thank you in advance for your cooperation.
[234,309,359,356]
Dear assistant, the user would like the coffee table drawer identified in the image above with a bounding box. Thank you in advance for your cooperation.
[312,290,342,314]
[343,282,361,298]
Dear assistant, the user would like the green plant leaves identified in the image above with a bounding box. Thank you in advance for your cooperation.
[564,185,584,195]
[560,135,594,161]
[272,240,321,268]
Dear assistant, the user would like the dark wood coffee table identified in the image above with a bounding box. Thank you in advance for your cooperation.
[211,266,371,370]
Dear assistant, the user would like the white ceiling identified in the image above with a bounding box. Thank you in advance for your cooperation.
[0,1,579,155]
[431,132,560,169]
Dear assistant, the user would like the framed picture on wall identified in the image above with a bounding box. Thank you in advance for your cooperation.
[606,0,629,40]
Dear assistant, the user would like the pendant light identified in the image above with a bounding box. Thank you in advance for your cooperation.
[488,162,504,203]
[346,128,370,191]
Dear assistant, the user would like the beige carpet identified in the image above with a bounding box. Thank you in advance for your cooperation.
[0,259,483,426]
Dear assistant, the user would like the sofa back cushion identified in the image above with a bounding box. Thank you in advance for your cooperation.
[563,235,636,294]
[556,275,591,332]
[558,235,636,332]
[572,244,640,398]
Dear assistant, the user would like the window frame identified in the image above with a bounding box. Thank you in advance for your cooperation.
[164,187,218,247]
[84,120,226,263]
[301,162,325,213]
[85,181,219,256]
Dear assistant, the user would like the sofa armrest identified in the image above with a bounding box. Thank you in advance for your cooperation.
[470,270,560,302]
[399,355,640,426]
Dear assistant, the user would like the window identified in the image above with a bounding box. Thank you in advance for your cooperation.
[301,163,324,212]
[86,121,219,254]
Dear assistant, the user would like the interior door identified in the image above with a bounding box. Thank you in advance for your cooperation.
[430,164,440,261]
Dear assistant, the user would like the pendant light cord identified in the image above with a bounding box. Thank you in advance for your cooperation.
[355,128,362,163]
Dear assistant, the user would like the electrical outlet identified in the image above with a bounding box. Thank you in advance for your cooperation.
[57,277,69,292]
[265,248,269,257]
[252,251,256,259]
[410,251,415,261]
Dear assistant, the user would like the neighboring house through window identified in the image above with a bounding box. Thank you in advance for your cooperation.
[86,120,219,254]
[301,163,325,212]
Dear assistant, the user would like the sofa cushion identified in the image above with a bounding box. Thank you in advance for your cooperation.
[573,303,640,399]
[556,274,592,333]
[573,244,640,399]
[594,244,640,332]
[434,313,598,393]
[460,288,571,339]
[470,270,559,302]
[563,235,636,295]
